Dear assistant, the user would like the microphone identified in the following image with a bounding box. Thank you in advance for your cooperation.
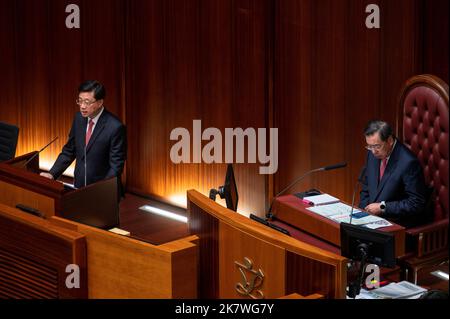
[324,162,347,171]
[266,161,347,219]
[84,145,87,187]
[23,137,58,167]
[349,165,366,224]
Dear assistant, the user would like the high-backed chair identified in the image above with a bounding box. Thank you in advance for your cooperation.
[397,74,449,283]
[0,121,19,162]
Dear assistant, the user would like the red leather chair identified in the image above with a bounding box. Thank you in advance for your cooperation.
[396,74,449,283]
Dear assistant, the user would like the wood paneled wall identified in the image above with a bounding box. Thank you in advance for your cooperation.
[0,0,448,215]
[124,0,269,214]
[274,0,426,203]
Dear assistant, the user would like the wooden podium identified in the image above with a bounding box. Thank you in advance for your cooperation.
[0,152,118,229]
[272,195,406,257]
[187,189,348,299]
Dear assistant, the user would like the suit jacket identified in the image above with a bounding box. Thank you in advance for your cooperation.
[359,140,427,226]
[49,109,127,192]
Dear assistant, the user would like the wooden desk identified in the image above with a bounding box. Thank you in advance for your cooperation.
[272,195,406,257]
[0,152,66,217]
[416,260,449,292]
[50,216,198,298]
[187,189,348,299]
[0,152,121,229]
[0,203,87,298]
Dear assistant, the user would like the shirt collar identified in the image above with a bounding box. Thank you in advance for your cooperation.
[386,138,397,162]
[88,107,104,124]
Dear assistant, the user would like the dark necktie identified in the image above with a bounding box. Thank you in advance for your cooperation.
[379,158,387,181]
[86,119,94,145]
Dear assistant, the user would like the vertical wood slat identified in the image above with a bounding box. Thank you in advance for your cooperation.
[286,251,337,299]
[0,204,87,299]
[0,247,58,299]
[188,202,219,298]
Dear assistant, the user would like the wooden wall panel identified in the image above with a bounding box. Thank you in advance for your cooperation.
[0,0,19,129]
[46,0,83,174]
[274,0,435,205]
[422,0,449,82]
[0,0,124,177]
[125,0,269,215]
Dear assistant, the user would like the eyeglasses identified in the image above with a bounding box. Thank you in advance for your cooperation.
[76,98,97,106]
[365,143,384,151]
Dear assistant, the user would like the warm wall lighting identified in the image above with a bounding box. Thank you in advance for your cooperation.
[139,205,188,223]
[168,194,188,208]
[39,158,75,177]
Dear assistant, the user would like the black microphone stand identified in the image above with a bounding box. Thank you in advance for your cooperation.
[347,243,370,299]
[265,162,347,220]
[349,166,366,224]
[266,168,324,220]
[23,137,58,168]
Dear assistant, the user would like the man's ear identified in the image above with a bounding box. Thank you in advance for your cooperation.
[388,135,394,145]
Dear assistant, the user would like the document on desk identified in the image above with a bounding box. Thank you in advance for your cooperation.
[328,213,384,226]
[352,281,427,299]
[303,193,340,206]
[306,202,392,227]
[306,202,358,217]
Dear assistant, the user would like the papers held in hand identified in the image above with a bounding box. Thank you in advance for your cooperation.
[303,193,340,206]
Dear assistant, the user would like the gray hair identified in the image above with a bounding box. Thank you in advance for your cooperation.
[364,120,394,141]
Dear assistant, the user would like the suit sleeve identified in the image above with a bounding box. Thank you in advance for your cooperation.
[106,124,127,178]
[384,159,427,218]
[49,119,77,179]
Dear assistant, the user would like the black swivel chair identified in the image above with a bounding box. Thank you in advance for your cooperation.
[0,121,19,162]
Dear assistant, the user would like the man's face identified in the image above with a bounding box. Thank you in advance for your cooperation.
[365,132,394,160]
[78,91,103,118]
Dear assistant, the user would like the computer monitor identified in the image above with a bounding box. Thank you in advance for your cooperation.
[341,222,396,298]
[340,222,396,268]
[209,164,239,211]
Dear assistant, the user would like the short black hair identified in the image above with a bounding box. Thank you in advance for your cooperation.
[78,80,106,100]
[364,120,394,141]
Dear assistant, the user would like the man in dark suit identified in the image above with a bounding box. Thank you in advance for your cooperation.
[40,80,126,196]
[359,120,428,226]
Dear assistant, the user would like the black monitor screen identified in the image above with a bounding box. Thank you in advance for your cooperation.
[340,222,396,268]
[223,164,238,211]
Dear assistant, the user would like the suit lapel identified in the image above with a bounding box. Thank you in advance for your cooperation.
[86,111,107,153]
[374,142,400,201]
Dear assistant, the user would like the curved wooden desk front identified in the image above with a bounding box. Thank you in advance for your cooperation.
[187,190,348,299]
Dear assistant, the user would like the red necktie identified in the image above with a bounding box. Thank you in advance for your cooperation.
[85,119,95,145]
[379,158,387,181]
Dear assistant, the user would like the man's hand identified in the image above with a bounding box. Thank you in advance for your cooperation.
[364,203,382,215]
[40,172,54,180]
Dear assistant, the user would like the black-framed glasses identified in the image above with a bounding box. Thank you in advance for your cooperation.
[76,98,97,106]
[365,143,384,151]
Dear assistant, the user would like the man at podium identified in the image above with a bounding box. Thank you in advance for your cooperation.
[40,80,126,197]
[359,120,427,227]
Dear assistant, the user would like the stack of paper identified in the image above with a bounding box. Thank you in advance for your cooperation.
[306,202,392,228]
[303,193,340,206]
[352,281,427,299]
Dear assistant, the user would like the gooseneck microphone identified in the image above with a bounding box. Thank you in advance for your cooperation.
[23,137,59,167]
[266,162,347,219]
[349,166,366,224]
[84,145,87,187]
[323,162,348,171]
